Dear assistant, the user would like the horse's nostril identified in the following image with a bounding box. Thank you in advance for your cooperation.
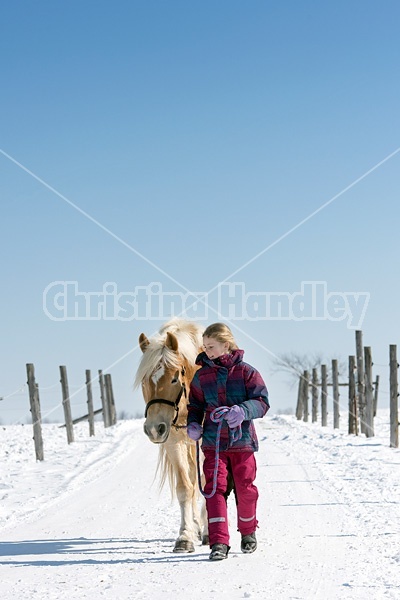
[143,423,149,437]
[158,423,167,436]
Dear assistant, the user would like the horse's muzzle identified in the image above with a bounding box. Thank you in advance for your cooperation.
[143,420,170,443]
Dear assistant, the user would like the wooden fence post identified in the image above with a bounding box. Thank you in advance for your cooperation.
[60,366,74,444]
[356,330,365,434]
[109,374,117,425]
[312,368,318,423]
[26,363,44,461]
[295,375,303,420]
[321,364,328,427]
[332,359,340,429]
[104,374,113,426]
[364,347,374,437]
[373,375,380,417]
[98,370,110,428]
[389,345,399,448]
[302,370,309,423]
[348,355,357,435]
[85,369,95,437]
[111,374,117,425]
[105,374,117,426]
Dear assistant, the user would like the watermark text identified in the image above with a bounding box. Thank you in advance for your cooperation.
[43,281,370,329]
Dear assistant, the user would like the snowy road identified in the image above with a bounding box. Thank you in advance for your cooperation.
[0,414,399,599]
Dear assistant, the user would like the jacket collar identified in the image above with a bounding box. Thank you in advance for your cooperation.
[196,348,244,368]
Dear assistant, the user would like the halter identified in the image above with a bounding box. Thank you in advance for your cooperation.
[144,368,187,429]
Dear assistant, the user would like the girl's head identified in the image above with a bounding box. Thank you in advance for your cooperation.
[202,323,238,360]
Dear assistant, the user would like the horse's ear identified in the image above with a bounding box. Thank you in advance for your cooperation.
[166,331,179,352]
[139,333,150,353]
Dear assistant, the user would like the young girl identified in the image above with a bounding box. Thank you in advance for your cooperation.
[187,323,269,561]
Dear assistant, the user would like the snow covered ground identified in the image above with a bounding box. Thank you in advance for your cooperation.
[0,411,399,599]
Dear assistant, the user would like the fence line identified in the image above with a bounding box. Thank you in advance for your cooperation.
[23,363,118,460]
[295,331,399,447]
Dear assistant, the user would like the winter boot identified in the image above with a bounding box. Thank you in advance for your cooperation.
[241,533,257,554]
[209,543,229,561]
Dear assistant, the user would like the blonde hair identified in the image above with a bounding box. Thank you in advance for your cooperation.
[203,323,239,351]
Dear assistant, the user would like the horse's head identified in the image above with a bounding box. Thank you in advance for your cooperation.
[138,330,188,444]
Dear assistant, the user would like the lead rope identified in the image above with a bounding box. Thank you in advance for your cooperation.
[196,406,242,499]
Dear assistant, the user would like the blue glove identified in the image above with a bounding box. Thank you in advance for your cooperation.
[187,422,203,441]
[225,405,245,428]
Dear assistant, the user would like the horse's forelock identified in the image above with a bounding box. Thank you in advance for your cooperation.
[134,322,202,388]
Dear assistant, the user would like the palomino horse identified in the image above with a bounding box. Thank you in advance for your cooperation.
[134,318,208,552]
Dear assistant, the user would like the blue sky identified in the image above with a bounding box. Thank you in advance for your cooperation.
[1,1,399,424]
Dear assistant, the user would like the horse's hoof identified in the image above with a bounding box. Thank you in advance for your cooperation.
[173,540,195,553]
[202,534,209,546]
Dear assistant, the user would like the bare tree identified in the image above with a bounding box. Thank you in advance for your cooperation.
[271,352,346,387]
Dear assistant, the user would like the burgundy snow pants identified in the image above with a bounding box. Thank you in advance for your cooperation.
[203,449,259,547]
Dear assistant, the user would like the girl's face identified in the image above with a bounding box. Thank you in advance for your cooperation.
[203,336,230,360]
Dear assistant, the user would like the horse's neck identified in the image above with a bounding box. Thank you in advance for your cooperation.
[184,361,200,386]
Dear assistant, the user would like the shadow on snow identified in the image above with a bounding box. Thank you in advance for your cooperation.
[0,537,210,566]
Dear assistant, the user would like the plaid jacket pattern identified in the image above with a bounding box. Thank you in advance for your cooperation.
[187,349,269,452]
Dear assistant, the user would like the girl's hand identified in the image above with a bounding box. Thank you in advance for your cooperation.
[187,422,203,440]
[225,405,245,428]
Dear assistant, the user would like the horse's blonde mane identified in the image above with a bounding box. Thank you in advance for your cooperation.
[134,318,204,387]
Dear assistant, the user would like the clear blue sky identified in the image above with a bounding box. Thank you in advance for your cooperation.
[1,1,399,424]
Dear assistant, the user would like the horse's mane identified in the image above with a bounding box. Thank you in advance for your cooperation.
[134,318,204,387]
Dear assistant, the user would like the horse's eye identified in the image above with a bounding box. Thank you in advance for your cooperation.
[171,377,178,384]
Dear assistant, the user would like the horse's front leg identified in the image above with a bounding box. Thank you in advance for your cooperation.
[174,479,197,553]
[188,447,209,545]
[165,441,197,553]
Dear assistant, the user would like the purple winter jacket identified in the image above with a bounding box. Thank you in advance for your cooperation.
[187,349,270,452]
